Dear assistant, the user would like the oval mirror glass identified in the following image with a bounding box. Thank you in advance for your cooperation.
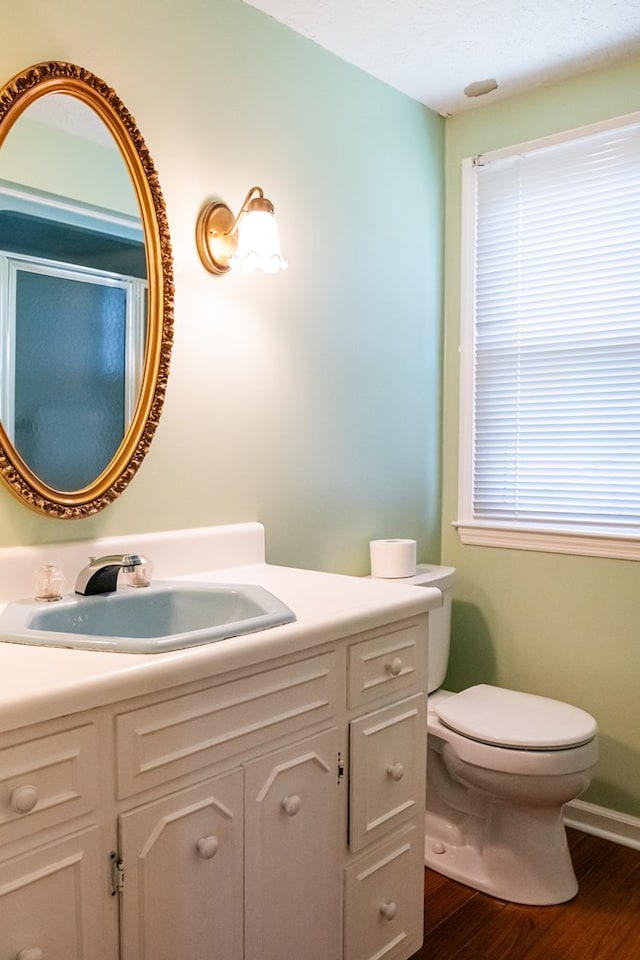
[0,62,173,518]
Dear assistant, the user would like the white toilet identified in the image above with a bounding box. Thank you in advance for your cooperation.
[407,564,598,905]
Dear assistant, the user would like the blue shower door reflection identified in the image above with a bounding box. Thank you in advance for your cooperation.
[14,268,128,491]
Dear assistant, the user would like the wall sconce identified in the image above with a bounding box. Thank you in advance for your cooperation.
[196,186,287,275]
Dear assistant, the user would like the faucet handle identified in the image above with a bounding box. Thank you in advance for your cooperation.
[122,558,154,588]
[34,564,65,602]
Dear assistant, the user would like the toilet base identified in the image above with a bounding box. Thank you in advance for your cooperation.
[424,804,579,905]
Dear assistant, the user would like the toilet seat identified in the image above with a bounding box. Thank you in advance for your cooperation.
[435,684,597,750]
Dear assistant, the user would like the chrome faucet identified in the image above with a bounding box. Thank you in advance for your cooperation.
[75,554,149,596]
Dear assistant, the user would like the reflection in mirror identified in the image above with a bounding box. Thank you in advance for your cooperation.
[0,62,173,517]
[0,179,147,489]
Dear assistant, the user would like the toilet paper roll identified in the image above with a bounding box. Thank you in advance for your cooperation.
[369,539,417,579]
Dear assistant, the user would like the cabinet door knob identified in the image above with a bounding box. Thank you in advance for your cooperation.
[379,901,397,922]
[196,835,219,860]
[281,794,302,817]
[17,949,44,960]
[386,762,405,782]
[10,785,39,814]
[385,656,403,677]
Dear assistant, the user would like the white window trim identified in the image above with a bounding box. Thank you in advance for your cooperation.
[454,112,640,562]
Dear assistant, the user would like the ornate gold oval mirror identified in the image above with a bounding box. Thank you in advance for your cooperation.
[0,61,173,518]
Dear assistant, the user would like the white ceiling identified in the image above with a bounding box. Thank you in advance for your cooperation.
[244,0,640,116]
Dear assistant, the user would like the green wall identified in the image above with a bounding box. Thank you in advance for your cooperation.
[0,0,445,574]
[441,58,640,817]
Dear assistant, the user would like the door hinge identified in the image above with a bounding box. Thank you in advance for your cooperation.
[109,851,125,895]
[337,751,345,784]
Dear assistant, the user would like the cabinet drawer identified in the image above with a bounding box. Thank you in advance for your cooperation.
[347,622,424,709]
[116,651,339,798]
[349,694,426,852]
[0,724,99,843]
[344,825,424,960]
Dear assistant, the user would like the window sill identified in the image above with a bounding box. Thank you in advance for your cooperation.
[453,521,640,561]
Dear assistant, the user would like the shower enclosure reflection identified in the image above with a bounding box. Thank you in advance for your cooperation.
[0,181,147,490]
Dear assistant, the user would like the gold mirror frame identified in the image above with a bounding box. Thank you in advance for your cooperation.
[0,61,174,518]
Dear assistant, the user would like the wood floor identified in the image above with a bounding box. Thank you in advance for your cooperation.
[409,828,640,960]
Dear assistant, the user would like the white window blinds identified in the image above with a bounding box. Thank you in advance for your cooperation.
[469,119,640,536]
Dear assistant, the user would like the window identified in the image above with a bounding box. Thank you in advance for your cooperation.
[456,115,640,560]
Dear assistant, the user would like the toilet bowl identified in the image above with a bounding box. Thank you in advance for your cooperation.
[397,565,598,905]
[426,685,597,904]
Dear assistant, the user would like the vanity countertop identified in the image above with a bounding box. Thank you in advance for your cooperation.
[0,561,440,733]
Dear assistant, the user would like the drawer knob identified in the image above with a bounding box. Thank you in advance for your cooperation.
[196,835,219,860]
[281,794,302,817]
[10,785,39,815]
[386,762,405,782]
[379,901,397,922]
[17,950,44,960]
[385,656,403,677]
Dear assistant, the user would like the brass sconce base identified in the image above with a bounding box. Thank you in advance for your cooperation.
[195,201,238,274]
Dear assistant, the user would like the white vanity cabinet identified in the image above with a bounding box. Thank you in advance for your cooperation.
[0,720,114,960]
[344,622,427,960]
[119,768,245,960]
[0,612,428,960]
[0,827,108,960]
[244,727,343,960]
[118,727,343,960]
[112,647,343,960]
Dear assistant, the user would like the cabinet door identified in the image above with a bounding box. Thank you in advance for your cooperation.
[119,769,243,960]
[349,694,426,852]
[245,728,342,960]
[0,827,112,960]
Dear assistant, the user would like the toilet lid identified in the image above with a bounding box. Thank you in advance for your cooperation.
[435,685,597,750]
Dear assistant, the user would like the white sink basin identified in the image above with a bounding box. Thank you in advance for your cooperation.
[0,581,296,654]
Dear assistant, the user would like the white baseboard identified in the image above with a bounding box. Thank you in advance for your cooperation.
[564,799,640,851]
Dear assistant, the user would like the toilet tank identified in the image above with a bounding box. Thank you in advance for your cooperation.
[402,564,456,693]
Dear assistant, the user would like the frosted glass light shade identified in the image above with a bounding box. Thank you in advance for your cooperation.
[196,187,287,275]
[230,210,287,273]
